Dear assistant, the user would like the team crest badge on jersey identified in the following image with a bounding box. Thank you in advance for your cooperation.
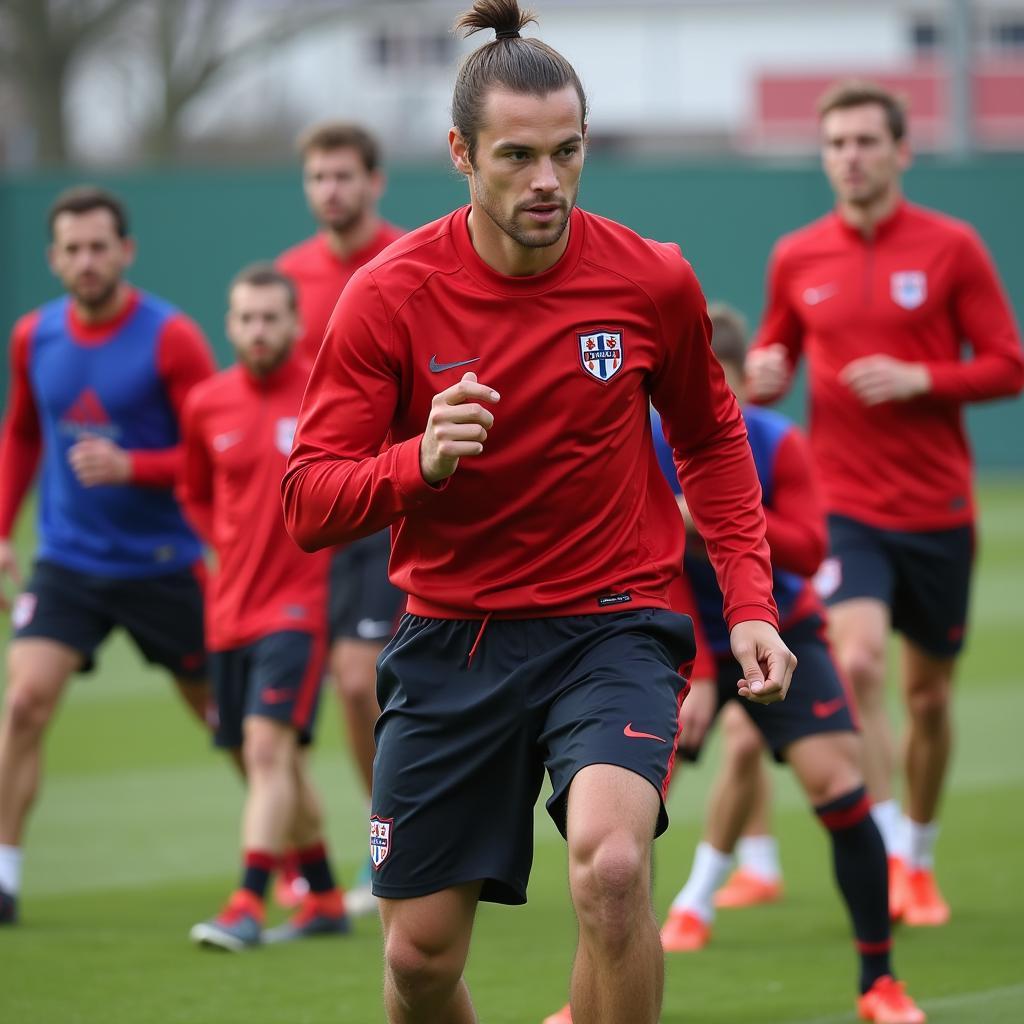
[370,814,393,870]
[890,271,927,310]
[275,417,298,456]
[578,330,624,383]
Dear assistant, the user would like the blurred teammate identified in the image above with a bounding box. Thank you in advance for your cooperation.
[746,81,1024,926]
[658,305,924,1024]
[0,186,215,925]
[277,124,405,913]
[182,265,347,950]
[283,4,794,1022]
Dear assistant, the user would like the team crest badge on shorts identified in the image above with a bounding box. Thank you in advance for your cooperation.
[275,417,298,456]
[813,557,842,600]
[11,592,37,630]
[370,814,394,870]
[890,271,927,310]
[578,330,624,383]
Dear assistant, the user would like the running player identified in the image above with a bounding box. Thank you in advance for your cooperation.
[277,124,405,913]
[0,186,215,925]
[746,80,1024,925]
[655,304,924,1024]
[181,264,347,950]
[283,4,794,1022]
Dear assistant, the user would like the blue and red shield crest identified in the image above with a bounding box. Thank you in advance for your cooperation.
[578,330,624,383]
[890,271,927,310]
[370,814,393,870]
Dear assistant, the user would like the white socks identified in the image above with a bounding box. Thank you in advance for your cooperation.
[671,842,733,922]
[905,819,940,869]
[870,799,904,858]
[0,845,23,895]
[736,834,781,882]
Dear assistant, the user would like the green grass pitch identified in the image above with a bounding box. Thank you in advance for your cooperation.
[1,481,1022,1023]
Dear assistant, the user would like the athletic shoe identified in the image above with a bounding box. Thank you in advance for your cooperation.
[345,855,378,918]
[714,868,783,909]
[189,889,264,951]
[902,868,950,927]
[273,852,309,910]
[264,889,351,943]
[0,886,17,925]
[541,1005,572,1024]
[888,856,909,922]
[857,975,926,1023]
[660,908,712,952]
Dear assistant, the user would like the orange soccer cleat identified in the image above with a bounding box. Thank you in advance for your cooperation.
[660,908,712,952]
[887,856,909,922]
[714,868,783,909]
[541,1004,572,1024]
[902,868,950,927]
[857,975,926,1023]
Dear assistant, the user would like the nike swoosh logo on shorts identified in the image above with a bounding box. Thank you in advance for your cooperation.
[623,722,667,743]
[812,696,846,719]
[429,355,480,373]
[263,687,294,705]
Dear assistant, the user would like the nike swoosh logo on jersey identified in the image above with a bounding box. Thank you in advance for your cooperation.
[802,284,838,306]
[213,430,243,452]
[429,355,480,373]
[812,696,846,719]
[623,722,667,743]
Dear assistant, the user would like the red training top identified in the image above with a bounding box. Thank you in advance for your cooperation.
[276,222,405,365]
[283,206,778,629]
[179,355,329,650]
[751,201,1024,531]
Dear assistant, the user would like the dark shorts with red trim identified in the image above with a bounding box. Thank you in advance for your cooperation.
[369,608,695,906]
[11,558,206,679]
[818,514,974,658]
[209,630,326,748]
[328,530,405,644]
[678,616,857,764]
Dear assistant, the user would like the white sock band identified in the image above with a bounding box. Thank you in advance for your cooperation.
[0,845,23,895]
[736,834,781,882]
[906,819,940,869]
[671,842,733,921]
[870,799,904,858]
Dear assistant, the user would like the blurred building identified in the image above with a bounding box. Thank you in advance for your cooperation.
[5,0,1024,166]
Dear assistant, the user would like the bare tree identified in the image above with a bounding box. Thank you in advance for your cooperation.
[0,0,142,163]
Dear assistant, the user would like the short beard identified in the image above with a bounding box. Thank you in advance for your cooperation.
[71,278,119,311]
[474,177,577,252]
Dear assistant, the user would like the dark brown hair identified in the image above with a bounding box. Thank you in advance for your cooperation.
[707,303,749,369]
[48,185,129,240]
[297,121,380,173]
[818,80,907,142]
[229,262,298,311]
[452,0,588,162]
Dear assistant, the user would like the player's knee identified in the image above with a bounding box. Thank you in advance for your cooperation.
[724,725,763,770]
[905,680,950,731]
[570,830,648,942]
[2,677,57,738]
[837,642,886,695]
[384,930,463,1002]
[242,730,292,778]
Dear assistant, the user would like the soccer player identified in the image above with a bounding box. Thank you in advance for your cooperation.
[0,186,215,925]
[656,304,924,1024]
[277,123,405,913]
[182,264,347,951]
[746,80,1024,926]
[283,4,795,1022]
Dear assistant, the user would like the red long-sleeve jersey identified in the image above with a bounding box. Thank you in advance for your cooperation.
[179,356,329,650]
[283,206,777,630]
[752,201,1024,531]
[276,223,405,365]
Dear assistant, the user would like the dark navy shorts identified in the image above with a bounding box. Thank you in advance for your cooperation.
[369,608,695,905]
[11,559,206,679]
[328,530,405,645]
[817,514,974,658]
[209,630,326,748]
[679,616,857,764]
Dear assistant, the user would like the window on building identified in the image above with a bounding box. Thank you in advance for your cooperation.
[991,17,1024,51]
[369,28,455,70]
[911,18,944,54]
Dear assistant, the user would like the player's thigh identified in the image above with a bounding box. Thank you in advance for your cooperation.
[114,566,207,680]
[721,699,767,766]
[542,608,695,840]
[3,638,82,728]
[329,637,385,702]
[371,617,545,905]
[785,730,864,807]
[10,560,111,673]
[247,631,326,747]
[380,881,482,975]
[889,524,974,661]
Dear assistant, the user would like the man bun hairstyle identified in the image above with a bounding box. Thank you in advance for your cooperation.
[452,0,588,162]
[818,79,907,142]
